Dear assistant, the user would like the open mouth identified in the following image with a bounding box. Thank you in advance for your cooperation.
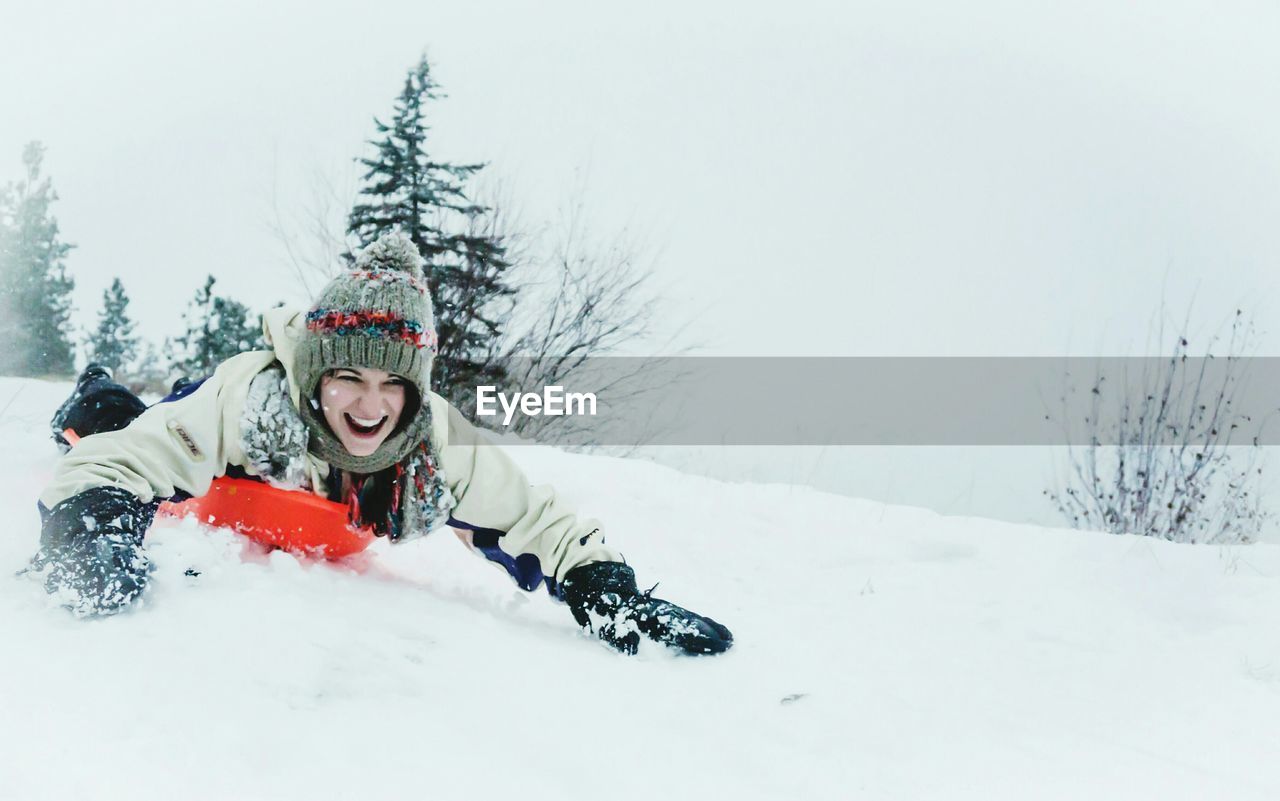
[343,413,388,438]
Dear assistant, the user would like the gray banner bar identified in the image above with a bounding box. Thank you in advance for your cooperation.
[453,357,1280,446]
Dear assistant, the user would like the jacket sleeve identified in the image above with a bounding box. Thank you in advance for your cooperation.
[39,352,276,510]
[436,399,622,597]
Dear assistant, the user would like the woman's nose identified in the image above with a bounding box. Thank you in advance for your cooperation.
[355,388,392,415]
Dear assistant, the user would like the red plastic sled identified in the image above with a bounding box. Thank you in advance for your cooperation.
[64,428,375,559]
[158,478,376,559]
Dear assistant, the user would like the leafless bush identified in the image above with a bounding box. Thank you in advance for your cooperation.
[1046,310,1270,544]
[494,196,687,447]
[267,161,355,297]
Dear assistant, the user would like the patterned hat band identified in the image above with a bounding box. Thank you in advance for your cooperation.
[305,309,438,354]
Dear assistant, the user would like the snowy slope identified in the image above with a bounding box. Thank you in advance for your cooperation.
[3,376,1280,801]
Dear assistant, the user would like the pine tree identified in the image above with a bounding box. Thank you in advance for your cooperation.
[0,142,76,376]
[431,210,515,393]
[85,277,139,374]
[347,55,515,400]
[170,275,264,378]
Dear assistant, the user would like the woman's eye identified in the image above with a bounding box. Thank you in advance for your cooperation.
[337,374,362,383]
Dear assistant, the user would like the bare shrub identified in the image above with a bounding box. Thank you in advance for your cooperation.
[267,162,356,297]
[1046,310,1270,544]
[494,195,686,447]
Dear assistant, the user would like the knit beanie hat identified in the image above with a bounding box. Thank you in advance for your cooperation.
[294,231,438,474]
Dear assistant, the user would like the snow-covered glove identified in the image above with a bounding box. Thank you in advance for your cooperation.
[37,486,155,617]
[561,561,733,656]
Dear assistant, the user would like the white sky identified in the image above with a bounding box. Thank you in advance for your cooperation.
[4,0,1280,357]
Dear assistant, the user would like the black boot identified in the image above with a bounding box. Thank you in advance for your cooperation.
[50,364,147,452]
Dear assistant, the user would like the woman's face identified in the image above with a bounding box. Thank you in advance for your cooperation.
[318,367,408,457]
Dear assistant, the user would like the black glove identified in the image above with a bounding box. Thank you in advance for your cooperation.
[37,486,156,616]
[561,561,733,656]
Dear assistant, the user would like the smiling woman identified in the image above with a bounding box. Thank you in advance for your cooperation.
[35,231,733,657]
[318,367,409,457]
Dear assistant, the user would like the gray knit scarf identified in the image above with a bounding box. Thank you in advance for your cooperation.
[239,365,455,543]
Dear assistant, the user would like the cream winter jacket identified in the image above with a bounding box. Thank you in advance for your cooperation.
[41,308,620,594]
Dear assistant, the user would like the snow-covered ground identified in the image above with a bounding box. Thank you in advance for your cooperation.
[3,376,1280,801]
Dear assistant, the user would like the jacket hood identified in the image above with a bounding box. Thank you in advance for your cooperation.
[261,307,308,409]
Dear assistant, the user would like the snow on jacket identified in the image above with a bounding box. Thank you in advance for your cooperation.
[40,308,620,596]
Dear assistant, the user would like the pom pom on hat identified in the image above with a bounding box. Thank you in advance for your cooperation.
[354,231,425,276]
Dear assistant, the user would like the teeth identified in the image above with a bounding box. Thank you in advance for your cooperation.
[351,415,385,427]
